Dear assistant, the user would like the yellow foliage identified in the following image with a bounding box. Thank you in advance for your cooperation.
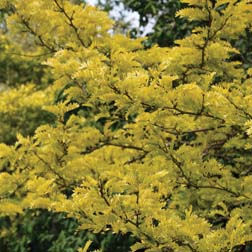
[1,0,252,251]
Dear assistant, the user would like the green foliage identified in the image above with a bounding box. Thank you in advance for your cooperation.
[0,39,51,88]
[0,210,136,252]
[97,0,197,46]
[0,210,86,252]
[1,1,252,252]
[119,0,195,46]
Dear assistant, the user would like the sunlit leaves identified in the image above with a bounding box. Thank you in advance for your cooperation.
[1,0,252,251]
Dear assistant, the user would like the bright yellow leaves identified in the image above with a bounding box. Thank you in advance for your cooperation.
[0,200,23,216]
[0,173,17,196]
[176,7,209,22]
[0,84,50,113]
[175,83,204,112]
[1,0,252,252]
[23,177,65,209]
[78,240,93,252]
[0,144,12,159]
[7,0,113,51]
[44,102,79,121]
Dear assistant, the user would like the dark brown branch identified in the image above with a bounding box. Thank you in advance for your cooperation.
[19,15,56,52]
[33,151,67,187]
[200,3,212,68]
[162,105,225,122]
[169,154,192,184]
[168,146,250,199]
[153,123,225,136]
[98,179,111,206]
[124,152,147,165]
[241,166,252,176]
[209,14,232,40]
[80,141,146,155]
[107,82,134,102]
[135,190,140,227]
[97,179,158,245]
[106,142,146,152]
[202,139,228,158]
[225,96,252,119]
[80,143,106,155]
[195,182,250,199]
[53,0,88,48]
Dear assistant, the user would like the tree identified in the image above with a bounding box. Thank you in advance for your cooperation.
[1,0,252,252]
[97,0,195,47]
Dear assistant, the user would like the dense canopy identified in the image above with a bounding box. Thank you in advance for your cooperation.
[1,0,252,251]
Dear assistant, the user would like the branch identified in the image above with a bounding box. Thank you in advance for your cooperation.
[200,2,212,68]
[97,178,158,246]
[169,153,192,185]
[106,142,145,152]
[209,14,232,40]
[153,123,225,136]
[80,140,146,155]
[53,0,89,48]
[225,96,252,119]
[33,151,67,187]
[124,152,147,165]
[5,51,55,58]
[201,128,239,157]
[141,99,224,122]
[162,105,225,122]
[19,16,57,52]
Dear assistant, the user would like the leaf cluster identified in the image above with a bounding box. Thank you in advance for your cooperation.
[1,1,252,252]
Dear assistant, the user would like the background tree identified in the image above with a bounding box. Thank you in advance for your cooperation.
[97,0,252,68]
[97,0,195,47]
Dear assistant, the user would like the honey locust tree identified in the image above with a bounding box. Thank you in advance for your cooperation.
[1,0,252,252]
